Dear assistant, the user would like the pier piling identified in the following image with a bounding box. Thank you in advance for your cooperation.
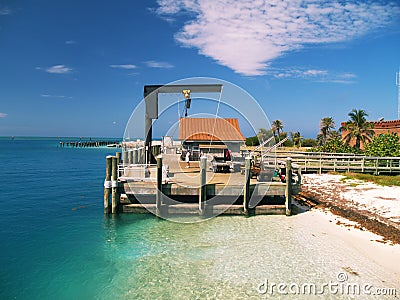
[133,149,138,164]
[285,157,292,216]
[122,150,128,166]
[116,152,121,164]
[111,156,118,214]
[243,157,251,216]
[156,156,162,217]
[199,156,207,216]
[104,156,113,214]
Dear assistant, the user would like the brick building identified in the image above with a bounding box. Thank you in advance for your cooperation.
[341,119,400,149]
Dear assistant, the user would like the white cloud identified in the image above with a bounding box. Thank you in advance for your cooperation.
[144,60,174,68]
[0,7,11,15]
[269,67,357,83]
[156,0,400,76]
[40,94,71,99]
[0,112,7,118]
[37,65,73,74]
[109,64,137,69]
[65,40,77,45]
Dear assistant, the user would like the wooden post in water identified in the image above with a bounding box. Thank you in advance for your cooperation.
[111,156,118,214]
[104,155,113,214]
[133,149,138,164]
[199,156,207,216]
[297,167,302,186]
[243,157,251,216]
[116,152,121,164]
[156,156,162,217]
[122,150,128,166]
[285,157,292,216]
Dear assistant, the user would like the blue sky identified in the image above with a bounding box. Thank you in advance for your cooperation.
[0,0,400,138]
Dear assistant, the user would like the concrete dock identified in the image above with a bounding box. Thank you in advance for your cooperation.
[104,152,301,217]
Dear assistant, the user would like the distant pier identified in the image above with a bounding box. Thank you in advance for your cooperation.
[59,140,120,148]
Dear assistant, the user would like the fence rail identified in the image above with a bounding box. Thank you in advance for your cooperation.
[266,152,400,174]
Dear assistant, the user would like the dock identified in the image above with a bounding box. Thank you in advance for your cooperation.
[103,149,301,217]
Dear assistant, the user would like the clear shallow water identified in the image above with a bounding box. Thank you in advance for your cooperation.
[0,138,399,299]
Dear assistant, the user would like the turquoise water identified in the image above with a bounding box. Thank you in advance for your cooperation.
[1,138,399,299]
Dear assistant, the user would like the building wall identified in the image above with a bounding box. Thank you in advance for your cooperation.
[341,119,400,149]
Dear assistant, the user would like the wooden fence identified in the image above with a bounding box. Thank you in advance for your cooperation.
[268,151,400,174]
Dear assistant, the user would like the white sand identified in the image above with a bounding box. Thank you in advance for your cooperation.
[296,208,400,276]
[302,174,400,224]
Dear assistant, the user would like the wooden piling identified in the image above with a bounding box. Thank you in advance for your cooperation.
[199,156,207,215]
[285,157,292,216]
[111,156,118,214]
[128,150,133,165]
[116,152,121,164]
[156,156,162,217]
[243,157,251,216]
[104,155,112,214]
[297,167,302,185]
[122,150,128,166]
[133,149,138,164]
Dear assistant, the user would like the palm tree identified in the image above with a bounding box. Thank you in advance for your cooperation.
[272,120,284,142]
[328,130,341,140]
[257,128,273,144]
[341,109,374,149]
[319,117,335,144]
[290,131,304,148]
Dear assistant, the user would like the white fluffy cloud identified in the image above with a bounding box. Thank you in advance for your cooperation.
[156,0,400,76]
[0,112,7,118]
[37,65,73,74]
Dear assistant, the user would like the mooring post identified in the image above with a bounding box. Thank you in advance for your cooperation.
[111,156,118,214]
[297,167,302,186]
[104,155,113,214]
[285,157,292,216]
[243,157,251,216]
[122,150,128,166]
[128,150,133,165]
[199,156,207,216]
[156,156,162,217]
[116,151,121,164]
[133,149,138,164]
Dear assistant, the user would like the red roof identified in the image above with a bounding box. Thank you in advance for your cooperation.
[179,118,245,142]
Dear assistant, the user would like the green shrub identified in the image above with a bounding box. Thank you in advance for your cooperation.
[364,133,400,157]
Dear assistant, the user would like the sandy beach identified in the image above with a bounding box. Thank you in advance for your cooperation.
[297,174,400,244]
